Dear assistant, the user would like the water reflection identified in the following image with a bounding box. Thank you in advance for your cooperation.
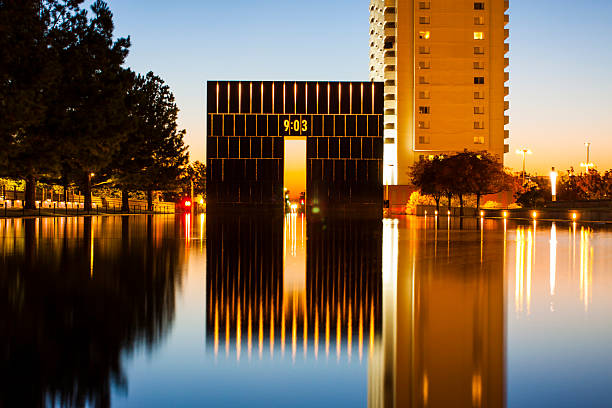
[0,216,185,408]
[205,214,383,364]
[2,214,612,407]
[510,222,596,316]
[377,217,505,408]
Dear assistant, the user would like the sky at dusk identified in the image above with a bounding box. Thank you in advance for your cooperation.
[98,0,612,174]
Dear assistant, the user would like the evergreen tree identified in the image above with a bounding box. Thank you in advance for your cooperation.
[112,72,188,211]
[0,0,81,208]
[54,0,131,211]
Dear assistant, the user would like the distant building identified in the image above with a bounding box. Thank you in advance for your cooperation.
[369,0,510,186]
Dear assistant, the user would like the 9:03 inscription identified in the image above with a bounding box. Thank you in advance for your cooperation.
[279,115,310,136]
[284,119,308,133]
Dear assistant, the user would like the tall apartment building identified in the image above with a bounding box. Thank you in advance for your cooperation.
[370,0,510,186]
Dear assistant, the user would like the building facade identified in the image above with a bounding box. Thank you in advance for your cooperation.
[206,81,384,210]
[370,0,510,186]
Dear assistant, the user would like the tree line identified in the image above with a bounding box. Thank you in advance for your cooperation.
[409,151,513,214]
[516,168,612,208]
[0,0,189,211]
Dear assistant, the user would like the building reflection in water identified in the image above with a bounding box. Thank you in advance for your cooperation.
[0,215,185,408]
[205,213,383,365]
[205,214,504,408]
[374,217,505,408]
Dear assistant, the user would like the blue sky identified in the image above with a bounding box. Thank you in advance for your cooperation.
[100,0,612,173]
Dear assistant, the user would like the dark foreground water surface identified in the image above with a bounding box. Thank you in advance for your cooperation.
[1,214,612,407]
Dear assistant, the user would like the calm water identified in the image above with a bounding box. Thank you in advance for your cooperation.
[1,214,612,407]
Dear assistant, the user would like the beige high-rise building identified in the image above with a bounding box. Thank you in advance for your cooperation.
[370,0,510,186]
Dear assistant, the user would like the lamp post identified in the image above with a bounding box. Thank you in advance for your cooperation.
[550,167,558,202]
[580,142,594,173]
[516,149,532,186]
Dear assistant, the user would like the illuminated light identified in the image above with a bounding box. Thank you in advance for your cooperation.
[419,30,431,40]
[503,211,508,218]
[300,199,305,205]
[236,298,241,361]
[312,206,320,214]
[550,167,558,201]
[434,210,438,216]
[184,200,192,207]
[474,31,484,40]
[447,210,451,216]
[480,211,485,217]
[199,198,204,205]
[89,172,95,177]
[572,212,578,220]
[424,210,428,216]
[532,211,538,219]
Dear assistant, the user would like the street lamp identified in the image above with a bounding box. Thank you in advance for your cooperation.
[580,142,594,172]
[516,148,532,186]
[550,167,558,202]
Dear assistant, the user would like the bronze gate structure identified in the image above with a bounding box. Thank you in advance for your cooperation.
[206,81,384,213]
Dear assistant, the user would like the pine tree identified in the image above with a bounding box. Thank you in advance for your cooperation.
[54,0,131,211]
[112,72,188,211]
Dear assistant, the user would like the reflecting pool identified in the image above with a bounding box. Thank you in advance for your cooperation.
[1,215,611,407]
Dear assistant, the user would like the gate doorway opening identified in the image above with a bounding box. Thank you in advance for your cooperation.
[284,138,306,209]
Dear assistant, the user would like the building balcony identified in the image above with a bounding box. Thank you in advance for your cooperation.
[384,0,395,7]
[384,114,397,124]
[384,86,396,94]
[504,57,509,67]
[504,43,510,54]
[384,57,396,65]
[504,86,509,96]
[505,72,510,82]
[504,28,510,40]
[504,0,509,11]
[504,144,510,153]
[504,14,509,26]
[504,115,510,125]
[384,70,396,80]
[384,100,396,109]
[504,101,510,111]
[504,130,510,139]
[384,128,397,138]
[384,28,396,37]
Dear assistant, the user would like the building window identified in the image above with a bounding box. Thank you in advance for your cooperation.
[418,120,430,129]
[474,32,485,40]
[474,136,485,144]
[474,16,485,25]
[418,106,431,114]
[419,91,431,99]
[474,46,485,55]
[474,106,485,114]
[474,121,485,129]
[419,16,431,24]
[474,2,485,10]
[419,46,431,54]
[474,76,485,85]
[419,76,430,84]
[419,2,431,10]
[474,91,485,99]
[419,135,431,144]
[474,61,485,69]
[418,61,431,69]
[419,31,431,40]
